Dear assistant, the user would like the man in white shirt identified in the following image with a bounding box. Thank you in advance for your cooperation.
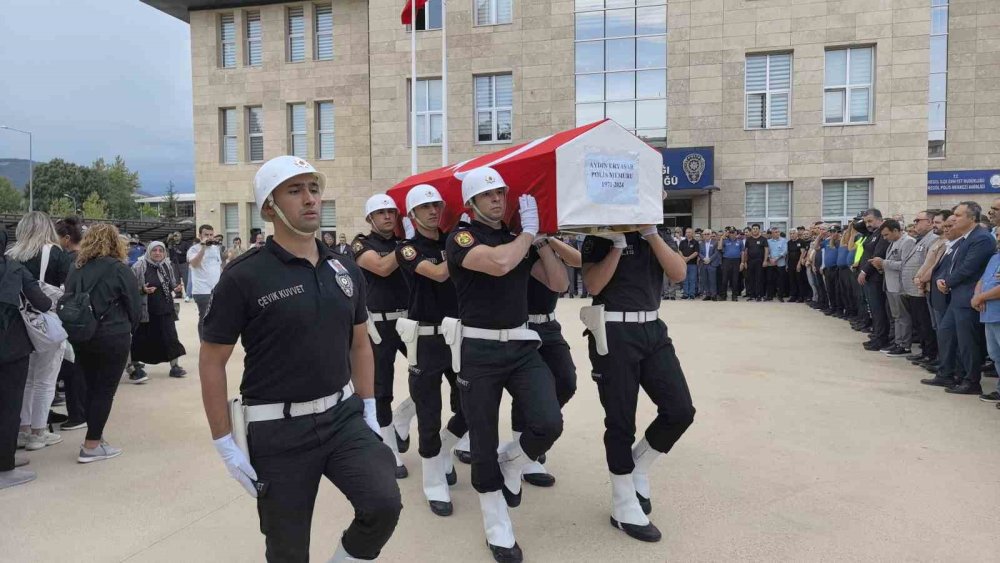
[187,224,223,339]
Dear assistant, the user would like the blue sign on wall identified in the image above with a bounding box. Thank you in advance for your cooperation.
[660,147,714,190]
[928,170,1000,194]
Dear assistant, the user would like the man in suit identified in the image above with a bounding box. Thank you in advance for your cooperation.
[871,219,915,357]
[679,228,699,299]
[922,215,960,385]
[913,210,952,372]
[699,229,721,301]
[859,209,891,351]
[931,202,996,394]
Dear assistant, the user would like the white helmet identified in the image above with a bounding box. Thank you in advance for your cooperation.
[461,166,507,206]
[364,194,398,219]
[253,155,326,221]
[405,184,444,214]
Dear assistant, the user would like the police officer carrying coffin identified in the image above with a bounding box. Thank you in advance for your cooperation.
[199,155,401,562]
[580,218,696,543]
[353,195,417,478]
[445,166,567,563]
[393,184,468,517]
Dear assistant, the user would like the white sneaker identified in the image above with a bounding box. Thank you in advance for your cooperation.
[25,431,63,451]
[16,431,28,449]
[184,297,191,303]
[78,442,123,464]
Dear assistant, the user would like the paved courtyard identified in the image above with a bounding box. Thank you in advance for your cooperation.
[2,298,998,562]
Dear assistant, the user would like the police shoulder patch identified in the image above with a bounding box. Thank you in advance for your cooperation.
[401,245,417,261]
[352,240,364,253]
[454,230,475,248]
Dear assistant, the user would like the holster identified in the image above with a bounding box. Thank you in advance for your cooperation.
[580,305,609,356]
[366,312,382,345]
[395,318,420,366]
[440,317,463,373]
[228,396,250,459]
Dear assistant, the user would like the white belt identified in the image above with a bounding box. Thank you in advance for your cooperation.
[418,325,441,336]
[528,313,556,325]
[463,323,539,342]
[244,382,354,423]
[370,310,408,322]
[605,310,659,323]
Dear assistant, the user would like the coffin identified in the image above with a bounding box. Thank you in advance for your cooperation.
[386,119,664,233]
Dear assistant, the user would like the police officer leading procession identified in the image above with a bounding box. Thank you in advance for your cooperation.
[200,146,695,561]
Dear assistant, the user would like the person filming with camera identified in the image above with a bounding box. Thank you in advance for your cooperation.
[186,224,223,340]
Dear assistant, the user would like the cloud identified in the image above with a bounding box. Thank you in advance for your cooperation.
[0,0,194,194]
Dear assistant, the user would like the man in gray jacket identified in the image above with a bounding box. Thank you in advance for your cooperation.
[902,210,940,363]
[871,219,914,356]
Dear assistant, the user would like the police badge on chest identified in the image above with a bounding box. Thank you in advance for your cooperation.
[328,259,354,297]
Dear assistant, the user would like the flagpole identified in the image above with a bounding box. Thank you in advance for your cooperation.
[410,0,418,175]
[441,0,448,166]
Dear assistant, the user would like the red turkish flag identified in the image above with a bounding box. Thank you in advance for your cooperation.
[400,0,428,25]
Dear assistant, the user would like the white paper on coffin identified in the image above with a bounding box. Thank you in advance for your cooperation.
[556,121,664,229]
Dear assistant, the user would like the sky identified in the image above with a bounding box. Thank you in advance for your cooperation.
[0,0,194,194]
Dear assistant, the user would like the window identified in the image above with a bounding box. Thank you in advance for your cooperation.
[246,106,264,163]
[316,101,335,159]
[745,53,791,129]
[222,203,239,246]
[409,0,442,31]
[822,179,871,224]
[475,74,513,143]
[745,183,791,230]
[574,1,667,142]
[288,103,307,157]
[475,0,512,26]
[247,203,264,234]
[287,7,305,62]
[321,200,337,232]
[824,47,874,124]
[220,108,238,164]
[315,4,333,61]
[929,0,949,158]
[245,11,262,66]
[219,14,236,68]
[409,78,443,146]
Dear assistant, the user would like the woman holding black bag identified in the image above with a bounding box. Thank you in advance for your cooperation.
[128,241,186,380]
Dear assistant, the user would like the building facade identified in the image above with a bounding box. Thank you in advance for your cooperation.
[144,0,1000,242]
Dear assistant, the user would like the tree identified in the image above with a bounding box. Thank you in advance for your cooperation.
[139,203,159,219]
[104,156,140,219]
[32,158,90,213]
[164,180,178,220]
[82,191,109,219]
[0,177,24,213]
[48,197,75,217]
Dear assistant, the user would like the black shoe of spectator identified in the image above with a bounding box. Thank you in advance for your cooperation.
[731,296,738,302]
[906,353,926,362]
[945,382,982,395]
[979,391,1000,403]
[48,411,68,424]
[885,347,911,357]
[878,343,895,353]
[921,364,939,374]
[921,376,956,387]
[863,340,888,351]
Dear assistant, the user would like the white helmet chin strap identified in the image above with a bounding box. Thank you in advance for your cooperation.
[468,200,502,228]
[267,195,314,238]
[410,212,434,232]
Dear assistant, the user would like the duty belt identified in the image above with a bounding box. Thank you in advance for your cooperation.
[528,313,557,325]
[369,309,408,322]
[463,323,539,342]
[417,325,442,336]
[604,310,659,323]
[244,382,354,423]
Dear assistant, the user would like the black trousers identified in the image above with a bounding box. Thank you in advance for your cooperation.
[248,395,401,562]
[953,307,987,385]
[813,267,827,306]
[458,339,563,493]
[370,317,407,427]
[787,266,801,301]
[823,268,840,311]
[59,358,87,422]
[721,258,740,298]
[512,321,577,433]
[194,294,211,341]
[766,266,787,299]
[838,267,857,316]
[408,333,468,459]
[587,320,695,475]
[904,295,936,359]
[746,260,765,298]
[799,268,812,301]
[864,282,890,344]
[0,356,29,472]
[76,334,131,442]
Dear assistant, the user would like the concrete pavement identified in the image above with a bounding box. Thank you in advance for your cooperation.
[2,298,998,562]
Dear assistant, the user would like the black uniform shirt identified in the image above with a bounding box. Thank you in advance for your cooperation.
[446,220,537,329]
[678,238,698,261]
[396,230,458,324]
[787,239,807,265]
[352,232,409,313]
[526,247,558,315]
[745,235,768,259]
[581,232,662,312]
[202,237,367,403]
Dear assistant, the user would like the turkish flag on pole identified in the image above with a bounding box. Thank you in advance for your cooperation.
[400,0,428,25]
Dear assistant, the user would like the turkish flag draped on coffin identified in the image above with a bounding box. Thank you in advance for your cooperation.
[400,0,429,25]
[386,119,665,234]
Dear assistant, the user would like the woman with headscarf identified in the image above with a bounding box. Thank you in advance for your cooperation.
[0,229,52,489]
[128,241,186,380]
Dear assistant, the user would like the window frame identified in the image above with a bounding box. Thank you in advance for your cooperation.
[474,0,513,27]
[928,0,949,159]
[823,46,875,126]
[314,4,334,61]
[744,52,792,130]
[406,0,442,32]
[219,13,237,69]
[245,10,262,67]
[220,108,238,165]
[287,6,306,63]
[821,179,872,225]
[222,203,240,246]
[316,101,335,160]
[408,78,444,147]
[745,182,792,231]
[474,73,513,145]
[288,103,308,158]
[245,106,264,163]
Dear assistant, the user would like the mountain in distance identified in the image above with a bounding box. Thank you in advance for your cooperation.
[0,158,33,190]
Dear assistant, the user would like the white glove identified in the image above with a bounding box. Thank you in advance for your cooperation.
[639,226,658,237]
[459,213,471,224]
[518,195,539,236]
[597,232,627,249]
[362,398,379,434]
[402,217,416,239]
[213,434,258,498]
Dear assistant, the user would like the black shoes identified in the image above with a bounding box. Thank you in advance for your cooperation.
[522,472,555,487]
[906,353,927,362]
[446,467,457,486]
[487,541,523,563]
[978,391,1000,403]
[702,296,713,301]
[610,516,662,543]
[61,419,87,431]
[129,370,149,384]
[920,376,957,388]
[637,492,652,515]
[731,296,738,302]
[501,485,521,508]
[428,500,453,517]
[455,449,472,465]
[394,465,408,479]
[883,346,911,357]
[47,411,68,425]
[863,340,888,351]
[169,366,187,378]
[946,382,983,395]
[396,430,410,453]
